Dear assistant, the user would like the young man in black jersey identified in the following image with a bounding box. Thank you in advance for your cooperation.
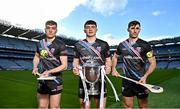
[112,20,156,108]
[73,20,111,108]
[32,20,67,108]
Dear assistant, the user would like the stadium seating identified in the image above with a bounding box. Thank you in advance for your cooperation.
[156,61,169,69]
[168,61,180,69]
[0,58,23,70]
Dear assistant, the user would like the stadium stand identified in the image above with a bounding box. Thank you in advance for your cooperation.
[150,38,180,69]
[0,58,22,70]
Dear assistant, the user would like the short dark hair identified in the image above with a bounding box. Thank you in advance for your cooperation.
[128,20,141,28]
[84,20,97,27]
[45,20,57,26]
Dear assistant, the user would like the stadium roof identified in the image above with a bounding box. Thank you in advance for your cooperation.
[149,37,180,46]
[0,19,45,40]
[0,19,77,45]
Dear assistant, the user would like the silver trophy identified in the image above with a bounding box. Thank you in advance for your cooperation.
[83,59,101,95]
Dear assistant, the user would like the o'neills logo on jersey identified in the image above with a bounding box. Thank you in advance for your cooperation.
[124,55,141,60]
[122,48,127,51]
[82,56,101,60]
[50,48,55,54]
[96,46,101,52]
[80,48,86,51]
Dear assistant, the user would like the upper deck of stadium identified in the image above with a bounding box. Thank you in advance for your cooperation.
[0,19,77,46]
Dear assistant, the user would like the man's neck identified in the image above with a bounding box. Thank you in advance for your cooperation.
[128,37,138,42]
[46,37,55,42]
[86,36,96,43]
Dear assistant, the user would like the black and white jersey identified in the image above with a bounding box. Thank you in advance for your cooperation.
[36,37,67,76]
[74,38,111,65]
[116,38,154,81]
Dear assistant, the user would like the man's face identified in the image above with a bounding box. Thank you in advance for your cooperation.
[45,24,57,38]
[84,24,97,37]
[128,24,141,38]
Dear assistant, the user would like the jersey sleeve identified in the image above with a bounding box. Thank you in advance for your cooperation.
[73,43,80,58]
[115,43,122,55]
[104,42,111,58]
[59,42,67,56]
[36,42,40,54]
[144,42,154,58]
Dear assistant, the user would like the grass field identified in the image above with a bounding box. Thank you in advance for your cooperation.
[0,69,180,108]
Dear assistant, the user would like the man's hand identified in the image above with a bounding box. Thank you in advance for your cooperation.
[42,71,50,77]
[105,66,111,74]
[73,67,80,76]
[138,75,147,84]
[32,67,38,76]
[112,69,120,77]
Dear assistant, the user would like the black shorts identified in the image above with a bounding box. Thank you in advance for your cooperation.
[121,80,149,99]
[37,77,63,95]
[78,79,107,99]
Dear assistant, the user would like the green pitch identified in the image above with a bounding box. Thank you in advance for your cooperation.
[0,69,180,108]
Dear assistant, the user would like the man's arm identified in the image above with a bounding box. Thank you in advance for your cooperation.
[42,56,67,76]
[105,57,111,74]
[32,52,40,75]
[111,53,120,77]
[139,56,156,83]
[72,58,80,75]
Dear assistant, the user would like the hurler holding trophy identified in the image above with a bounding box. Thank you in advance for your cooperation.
[73,20,119,109]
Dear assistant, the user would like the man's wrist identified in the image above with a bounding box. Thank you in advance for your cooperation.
[33,66,38,69]
[47,70,52,74]
[111,67,116,72]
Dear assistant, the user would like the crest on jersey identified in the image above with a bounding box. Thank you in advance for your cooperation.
[136,47,142,52]
[96,46,101,52]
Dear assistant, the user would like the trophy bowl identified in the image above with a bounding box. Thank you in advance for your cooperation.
[84,66,100,83]
[83,59,101,95]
